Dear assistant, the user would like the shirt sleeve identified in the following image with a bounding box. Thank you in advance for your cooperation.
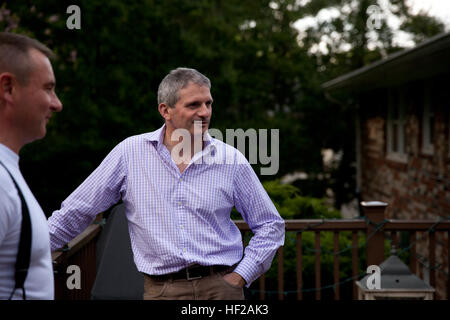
[231,153,285,286]
[47,142,128,251]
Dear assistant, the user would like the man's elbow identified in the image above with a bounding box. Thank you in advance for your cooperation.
[273,217,285,245]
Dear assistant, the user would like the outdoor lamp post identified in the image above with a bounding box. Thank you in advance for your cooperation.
[356,248,435,300]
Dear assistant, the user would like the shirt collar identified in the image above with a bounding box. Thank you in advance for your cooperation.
[145,124,166,147]
[203,131,216,149]
[0,142,20,166]
[145,124,217,152]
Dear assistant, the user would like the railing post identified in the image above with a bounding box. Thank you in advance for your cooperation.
[315,231,321,300]
[259,274,265,300]
[296,232,303,300]
[361,201,388,267]
[277,247,284,301]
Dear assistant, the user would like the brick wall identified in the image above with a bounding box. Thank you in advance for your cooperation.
[359,77,449,299]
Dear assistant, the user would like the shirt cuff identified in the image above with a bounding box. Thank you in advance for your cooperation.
[233,258,260,288]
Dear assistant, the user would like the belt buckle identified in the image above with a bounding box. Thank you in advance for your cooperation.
[186,266,202,281]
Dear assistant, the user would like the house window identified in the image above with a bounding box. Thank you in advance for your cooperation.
[422,85,434,155]
[386,88,407,162]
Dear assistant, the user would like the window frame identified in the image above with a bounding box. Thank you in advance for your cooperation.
[421,83,434,155]
[386,87,408,163]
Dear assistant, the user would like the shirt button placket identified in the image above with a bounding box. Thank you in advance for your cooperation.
[177,175,187,256]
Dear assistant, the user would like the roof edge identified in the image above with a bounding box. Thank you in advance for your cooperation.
[322,31,450,91]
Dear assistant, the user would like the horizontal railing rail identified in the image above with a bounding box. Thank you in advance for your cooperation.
[52,203,450,300]
[237,202,450,301]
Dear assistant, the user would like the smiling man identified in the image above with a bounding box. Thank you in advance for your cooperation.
[158,71,213,172]
[0,32,62,300]
[48,67,285,300]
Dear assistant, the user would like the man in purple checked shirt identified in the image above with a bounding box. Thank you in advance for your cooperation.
[47,67,285,300]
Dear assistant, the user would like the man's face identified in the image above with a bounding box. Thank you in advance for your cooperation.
[12,49,62,143]
[166,82,212,137]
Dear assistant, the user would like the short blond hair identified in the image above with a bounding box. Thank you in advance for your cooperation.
[0,32,55,84]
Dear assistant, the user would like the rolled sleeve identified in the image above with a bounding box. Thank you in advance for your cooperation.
[232,154,285,286]
[48,143,128,251]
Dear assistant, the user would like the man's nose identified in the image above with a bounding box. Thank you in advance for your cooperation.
[197,103,211,117]
[51,94,63,112]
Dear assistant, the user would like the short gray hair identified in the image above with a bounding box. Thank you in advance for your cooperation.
[157,67,211,108]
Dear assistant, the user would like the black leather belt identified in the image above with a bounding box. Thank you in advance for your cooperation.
[147,264,232,281]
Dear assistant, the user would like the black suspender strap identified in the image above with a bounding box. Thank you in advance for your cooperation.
[0,160,32,300]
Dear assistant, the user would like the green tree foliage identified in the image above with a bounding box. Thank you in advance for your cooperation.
[263,179,341,219]
[1,0,445,215]
[2,0,321,214]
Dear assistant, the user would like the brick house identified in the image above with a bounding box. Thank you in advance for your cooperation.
[322,32,450,298]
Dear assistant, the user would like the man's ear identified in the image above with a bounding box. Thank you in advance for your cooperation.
[158,103,172,121]
[0,73,15,104]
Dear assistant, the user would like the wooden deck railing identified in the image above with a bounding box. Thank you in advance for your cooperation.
[52,202,450,300]
[236,202,450,300]
[52,217,102,300]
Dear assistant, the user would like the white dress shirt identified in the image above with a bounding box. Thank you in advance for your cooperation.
[0,143,54,299]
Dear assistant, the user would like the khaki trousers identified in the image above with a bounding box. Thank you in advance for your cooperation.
[143,271,245,300]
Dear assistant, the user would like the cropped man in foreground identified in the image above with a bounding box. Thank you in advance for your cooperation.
[48,67,284,300]
[0,32,62,299]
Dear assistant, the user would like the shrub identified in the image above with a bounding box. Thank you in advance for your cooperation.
[236,180,367,300]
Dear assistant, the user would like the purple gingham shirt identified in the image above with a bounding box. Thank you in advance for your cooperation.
[48,125,285,285]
